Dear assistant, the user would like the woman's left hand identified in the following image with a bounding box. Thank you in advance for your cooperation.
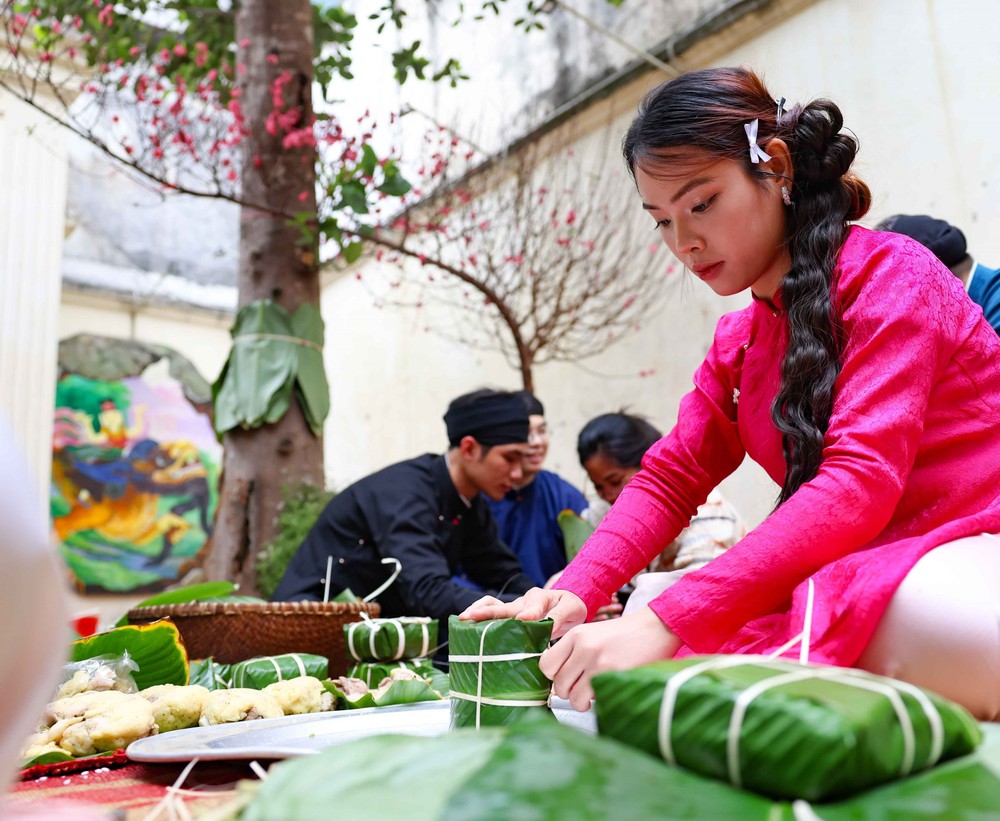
[541,607,681,711]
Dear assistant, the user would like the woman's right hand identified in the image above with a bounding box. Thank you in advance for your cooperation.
[458,587,588,639]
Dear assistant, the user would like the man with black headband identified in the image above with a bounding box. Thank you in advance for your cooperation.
[273,388,535,648]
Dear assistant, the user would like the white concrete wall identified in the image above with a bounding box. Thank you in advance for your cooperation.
[59,292,232,384]
[0,89,69,511]
[722,0,1000,258]
[321,0,1000,530]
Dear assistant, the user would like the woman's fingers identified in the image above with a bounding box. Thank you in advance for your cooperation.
[457,596,515,620]
[543,609,685,711]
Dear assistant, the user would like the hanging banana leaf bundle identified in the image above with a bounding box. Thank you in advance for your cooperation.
[212,300,329,437]
[344,617,438,663]
[592,656,983,802]
[228,653,329,690]
[448,616,552,729]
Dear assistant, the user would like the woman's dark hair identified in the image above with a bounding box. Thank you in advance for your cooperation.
[577,413,663,469]
[622,66,871,505]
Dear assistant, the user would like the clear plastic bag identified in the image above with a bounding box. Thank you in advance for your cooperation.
[54,653,139,699]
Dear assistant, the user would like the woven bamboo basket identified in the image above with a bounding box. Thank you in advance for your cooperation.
[127,601,380,676]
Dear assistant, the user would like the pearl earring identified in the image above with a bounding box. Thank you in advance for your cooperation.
[780,185,792,206]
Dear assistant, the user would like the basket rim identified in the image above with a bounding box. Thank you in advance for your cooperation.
[128,601,381,617]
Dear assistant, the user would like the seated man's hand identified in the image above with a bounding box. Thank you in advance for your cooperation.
[458,588,588,638]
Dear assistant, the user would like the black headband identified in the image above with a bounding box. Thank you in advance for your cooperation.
[444,393,529,446]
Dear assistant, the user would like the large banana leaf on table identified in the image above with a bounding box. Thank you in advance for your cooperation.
[237,713,780,821]
[231,715,1000,820]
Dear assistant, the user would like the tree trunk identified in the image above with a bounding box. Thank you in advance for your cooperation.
[203,0,322,594]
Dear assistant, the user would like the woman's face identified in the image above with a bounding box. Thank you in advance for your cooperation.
[583,452,639,505]
[635,151,791,300]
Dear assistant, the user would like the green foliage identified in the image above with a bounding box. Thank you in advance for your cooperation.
[256,482,334,598]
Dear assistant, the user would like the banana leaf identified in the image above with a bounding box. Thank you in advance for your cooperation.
[212,299,298,435]
[19,749,118,770]
[239,713,780,821]
[448,616,552,729]
[228,653,329,689]
[558,509,595,563]
[592,656,983,802]
[188,657,233,690]
[347,658,440,689]
[71,621,189,689]
[289,303,330,436]
[323,676,443,710]
[114,582,237,626]
[344,617,438,662]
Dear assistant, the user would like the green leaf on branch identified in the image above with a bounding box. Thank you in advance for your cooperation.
[360,144,378,178]
[339,179,369,214]
[378,165,412,197]
[392,41,429,84]
[342,241,364,264]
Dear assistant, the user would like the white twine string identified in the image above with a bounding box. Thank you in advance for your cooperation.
[451,692,549,707]
[363,557,402,603]
[323,556,333,604]
[475,621,495,728]
[143,756,200,821]
[792,800,825,821]
[449,652,543,663]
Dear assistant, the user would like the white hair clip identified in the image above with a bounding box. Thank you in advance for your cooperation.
[744,118,771,164]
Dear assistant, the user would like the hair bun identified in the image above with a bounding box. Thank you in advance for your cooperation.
[791,100,858,184]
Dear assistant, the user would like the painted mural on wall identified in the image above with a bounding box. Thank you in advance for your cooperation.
[52,334,221,594]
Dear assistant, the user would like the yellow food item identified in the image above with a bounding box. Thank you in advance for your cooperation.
[141,684,210,732]
[264,676,335,715]
[198,688,284,726]
[41,690,157,756]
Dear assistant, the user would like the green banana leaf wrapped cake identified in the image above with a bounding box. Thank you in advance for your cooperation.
[448,616,552,729]
[228,653,329,689]
[344,617,438,662]
[592,656,983,802]
[347,658,440,689]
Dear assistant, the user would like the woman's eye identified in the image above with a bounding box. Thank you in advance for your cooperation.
[692,195,716,213]
[654,218,670,230]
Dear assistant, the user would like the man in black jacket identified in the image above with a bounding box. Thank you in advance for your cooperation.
[273,389,536,644]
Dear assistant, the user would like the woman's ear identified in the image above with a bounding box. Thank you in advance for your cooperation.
[764,137,794,190]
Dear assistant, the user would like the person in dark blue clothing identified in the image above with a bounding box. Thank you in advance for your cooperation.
[877,214,1000,334]
[487,392,588,587]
